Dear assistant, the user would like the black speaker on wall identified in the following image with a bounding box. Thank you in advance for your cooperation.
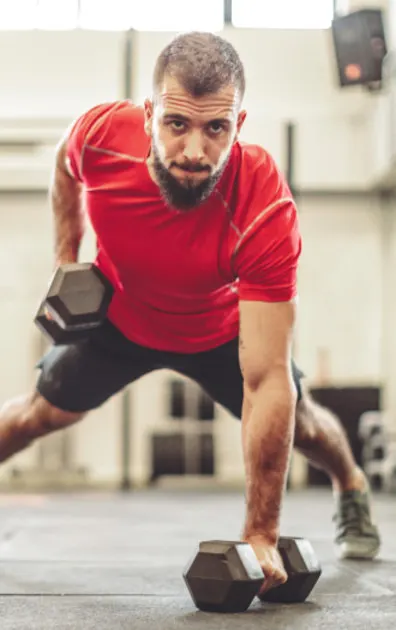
[331,9,388,88]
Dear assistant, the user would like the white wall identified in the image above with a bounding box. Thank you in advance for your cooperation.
[0,31,126,117]
[296,194,384,385]
[391,0,396,47]
[378,195,396,434]
[0,25,395,486]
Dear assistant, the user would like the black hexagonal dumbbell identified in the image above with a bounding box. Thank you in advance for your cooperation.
[34,263,114,345]
[183,537,322,613]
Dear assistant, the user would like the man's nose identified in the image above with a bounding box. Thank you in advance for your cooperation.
[182,130,205,162]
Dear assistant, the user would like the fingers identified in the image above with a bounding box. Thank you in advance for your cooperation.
[259,575,285,595]
[246,540,288,597]
[259,567,287,595]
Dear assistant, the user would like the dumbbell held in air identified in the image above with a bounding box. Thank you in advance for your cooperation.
[34,263,114,345]
[183,537,322,613]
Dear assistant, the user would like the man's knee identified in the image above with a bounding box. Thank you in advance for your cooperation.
[20,392,84,440]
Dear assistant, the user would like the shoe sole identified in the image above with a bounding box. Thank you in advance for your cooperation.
[336,541,381,560]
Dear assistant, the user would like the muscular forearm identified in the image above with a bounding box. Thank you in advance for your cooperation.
[50,143,84,266]
[242,369,296,544]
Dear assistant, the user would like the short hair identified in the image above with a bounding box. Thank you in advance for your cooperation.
[153,32,245,101]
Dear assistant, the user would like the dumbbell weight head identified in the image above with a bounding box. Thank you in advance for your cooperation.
[258,537,322,603]
[34,263,114,345]
[183,540,265,613]
[45,263,113,328]
[35,301,99,345]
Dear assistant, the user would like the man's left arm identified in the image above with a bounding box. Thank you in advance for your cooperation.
[239,298,297,545]
[232,151,302,590]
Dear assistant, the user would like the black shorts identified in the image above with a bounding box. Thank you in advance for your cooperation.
[36,319,304,415]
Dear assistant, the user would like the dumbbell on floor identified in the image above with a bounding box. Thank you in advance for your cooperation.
[183,537,322,613]
[34,263,114,345]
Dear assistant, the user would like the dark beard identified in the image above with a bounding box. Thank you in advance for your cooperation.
[152,145,226,211]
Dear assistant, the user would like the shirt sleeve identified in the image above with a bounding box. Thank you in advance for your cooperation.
[65,102,115,182]
[233,153,302,303]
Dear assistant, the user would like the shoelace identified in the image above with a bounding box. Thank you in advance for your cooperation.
[334,495,370,536]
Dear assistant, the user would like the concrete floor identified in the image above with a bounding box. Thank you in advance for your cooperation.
[0,487,395,629]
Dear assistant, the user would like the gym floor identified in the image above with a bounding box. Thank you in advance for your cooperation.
[0,487,395,629]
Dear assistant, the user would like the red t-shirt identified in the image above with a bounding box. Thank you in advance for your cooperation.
[66,101,301,353]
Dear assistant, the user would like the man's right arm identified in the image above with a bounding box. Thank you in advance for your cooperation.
[50,101,117,267]
[50,131,85,268]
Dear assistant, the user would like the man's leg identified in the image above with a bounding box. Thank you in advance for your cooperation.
[0,392,83,463]
[294,386,381,559]
[294,386,365,493]
[0,319,157,465]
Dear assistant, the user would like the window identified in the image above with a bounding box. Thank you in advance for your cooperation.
[0,0,224,31]
[0,0,36,30]
[78,0,133,31]
[232,0,334,29]
[334,0,350,16]
[36,0,79,30]
[79,0,223,31]
[130,0,224,32]
[0,0,79,30]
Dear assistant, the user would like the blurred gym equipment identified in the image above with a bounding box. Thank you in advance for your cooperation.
[331,9,387,89]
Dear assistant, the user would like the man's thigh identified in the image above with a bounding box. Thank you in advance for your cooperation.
[175,338,304,418]
[35,319,158,413]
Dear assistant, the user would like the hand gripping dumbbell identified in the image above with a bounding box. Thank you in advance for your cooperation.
[183,537,322,613]
[34,263,114,345]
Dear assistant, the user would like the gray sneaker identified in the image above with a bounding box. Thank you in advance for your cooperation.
[333,489,381,560]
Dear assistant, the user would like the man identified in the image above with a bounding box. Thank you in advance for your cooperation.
[0,32,380,594]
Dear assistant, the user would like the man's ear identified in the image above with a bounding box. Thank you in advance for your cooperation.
[144,98,154,136]
[234,109,247,141]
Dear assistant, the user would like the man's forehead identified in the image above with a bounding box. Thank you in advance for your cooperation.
[156,77,239,119]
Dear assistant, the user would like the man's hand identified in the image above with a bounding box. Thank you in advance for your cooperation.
[244,535,288,595]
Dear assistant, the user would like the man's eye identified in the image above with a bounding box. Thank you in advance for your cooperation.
[208,122,225,134]
[170,121,185,131]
